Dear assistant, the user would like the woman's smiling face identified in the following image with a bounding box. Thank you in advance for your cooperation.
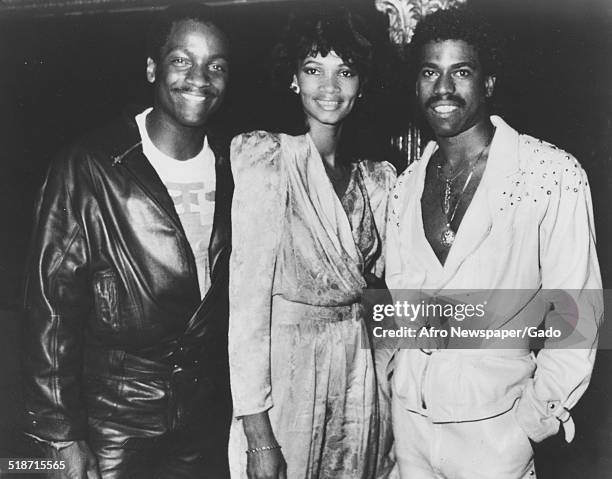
[294,50,360,130]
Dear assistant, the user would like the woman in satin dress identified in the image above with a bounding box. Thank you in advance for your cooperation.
[228,8,396,479]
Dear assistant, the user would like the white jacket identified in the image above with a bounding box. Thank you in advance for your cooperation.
[386,116,603,443]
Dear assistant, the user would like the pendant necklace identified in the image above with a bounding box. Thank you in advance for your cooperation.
[437,138,492,248]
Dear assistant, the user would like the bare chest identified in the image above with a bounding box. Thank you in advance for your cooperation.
[421,154,486,265]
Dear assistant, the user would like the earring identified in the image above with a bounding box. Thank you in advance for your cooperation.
[290,82,300,94]
[358,92,363,99]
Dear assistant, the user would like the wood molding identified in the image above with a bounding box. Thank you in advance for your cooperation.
[0,0,295,17]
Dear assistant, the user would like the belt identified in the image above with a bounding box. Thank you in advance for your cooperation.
[83,348,204,380]
[419,348,532,358]
[272,295,363,325]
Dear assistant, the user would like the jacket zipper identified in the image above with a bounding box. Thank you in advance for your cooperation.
[118,162,198,284]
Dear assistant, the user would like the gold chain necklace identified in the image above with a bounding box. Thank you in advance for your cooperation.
[436,137,492,248]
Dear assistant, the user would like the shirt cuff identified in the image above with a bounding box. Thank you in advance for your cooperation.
[26,433,76,450]
[515,380,575,443]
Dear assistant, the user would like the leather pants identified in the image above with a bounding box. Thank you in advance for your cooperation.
[84,350,230,479]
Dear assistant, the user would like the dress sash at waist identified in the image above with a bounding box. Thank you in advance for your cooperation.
[272,295,363,325]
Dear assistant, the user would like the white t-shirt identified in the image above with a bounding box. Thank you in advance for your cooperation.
[135,108,216,298]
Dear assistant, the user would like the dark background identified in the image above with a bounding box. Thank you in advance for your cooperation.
[0,0,610,476]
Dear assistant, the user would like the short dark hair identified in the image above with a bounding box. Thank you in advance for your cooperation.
[410,7,503,78]
[271,7,374,90]
[264,5,398,164]
[146,2,226,62]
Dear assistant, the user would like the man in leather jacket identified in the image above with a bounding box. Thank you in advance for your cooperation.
[22,3,233,478]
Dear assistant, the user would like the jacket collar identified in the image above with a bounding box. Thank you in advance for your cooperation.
[412,115,522,282]
[445,115,522,280]
[109,106,229,164]
[486,115,521,180]
[111,107,233,284]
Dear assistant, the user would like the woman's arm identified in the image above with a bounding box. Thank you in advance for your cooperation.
[228,132,287,478]
[229,131,285,417]
[242,412,286,479]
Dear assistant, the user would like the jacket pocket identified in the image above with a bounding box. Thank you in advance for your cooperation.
[93,270,121,332]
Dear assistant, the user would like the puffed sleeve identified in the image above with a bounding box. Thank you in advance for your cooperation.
[228,131,285,417]
[515,156,604,443]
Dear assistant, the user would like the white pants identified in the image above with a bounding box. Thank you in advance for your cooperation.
[392,397,536,479]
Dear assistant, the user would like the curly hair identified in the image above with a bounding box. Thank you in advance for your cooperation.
[410,6,503,78]
[271,7,374,90]
[146,2,227,63]
[267,6,387,160]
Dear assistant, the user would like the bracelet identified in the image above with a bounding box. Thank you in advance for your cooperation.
[245,444,282,455]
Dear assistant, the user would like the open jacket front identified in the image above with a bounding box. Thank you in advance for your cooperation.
[386,116,603,443]
[22,109,233,441]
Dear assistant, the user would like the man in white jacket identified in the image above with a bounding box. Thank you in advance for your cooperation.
[385,7,603,478]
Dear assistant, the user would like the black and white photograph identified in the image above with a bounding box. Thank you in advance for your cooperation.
[0,0,610,478]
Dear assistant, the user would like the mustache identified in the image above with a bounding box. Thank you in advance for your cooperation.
[425,95,466,108]
[173,87,216,96]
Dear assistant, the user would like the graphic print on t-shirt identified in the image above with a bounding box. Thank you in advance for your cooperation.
[168,182,216,283]
[135,108,216,298]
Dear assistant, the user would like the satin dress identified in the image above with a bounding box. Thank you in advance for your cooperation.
[228,131,395,478]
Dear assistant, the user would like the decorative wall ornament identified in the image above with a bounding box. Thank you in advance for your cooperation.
[375,0,467,168]
[375,0,468,45]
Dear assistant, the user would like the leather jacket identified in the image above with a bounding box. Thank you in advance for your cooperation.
[22,109,233,442]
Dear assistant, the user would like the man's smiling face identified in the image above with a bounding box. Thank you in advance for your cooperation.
[147,19,229,129]
[416,39,495,138]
